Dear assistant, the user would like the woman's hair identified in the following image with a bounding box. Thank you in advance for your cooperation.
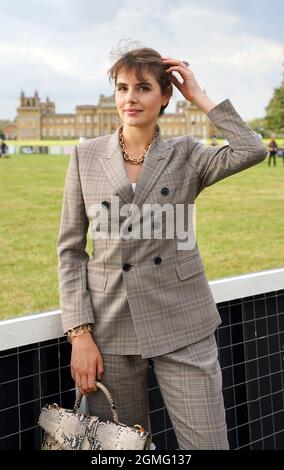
[107,39,173,117]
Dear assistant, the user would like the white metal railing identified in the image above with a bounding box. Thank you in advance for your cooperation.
[1,267,284,352]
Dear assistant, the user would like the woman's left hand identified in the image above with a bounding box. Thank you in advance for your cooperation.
[161,57,204,104]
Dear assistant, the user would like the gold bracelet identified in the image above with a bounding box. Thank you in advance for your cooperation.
[67,323,94,339]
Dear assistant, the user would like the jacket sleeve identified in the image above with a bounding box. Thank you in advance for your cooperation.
[186,99,267,196]
[56,145,94,334]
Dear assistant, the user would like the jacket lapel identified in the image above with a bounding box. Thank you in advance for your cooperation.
[99,124,175,209]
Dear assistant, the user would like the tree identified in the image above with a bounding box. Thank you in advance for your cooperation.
[0,120,10,139]
[265,66,284,136]
[247,117,268,137]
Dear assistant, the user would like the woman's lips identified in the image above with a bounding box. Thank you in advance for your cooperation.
[124,110,143,116]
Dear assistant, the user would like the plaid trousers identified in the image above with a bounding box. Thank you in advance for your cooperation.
[86,333,229,450]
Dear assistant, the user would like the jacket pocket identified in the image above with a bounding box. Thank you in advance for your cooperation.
[87,270,107,292]
[175,255,204,280]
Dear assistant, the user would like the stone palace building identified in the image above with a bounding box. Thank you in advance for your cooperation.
[4,91,218,141]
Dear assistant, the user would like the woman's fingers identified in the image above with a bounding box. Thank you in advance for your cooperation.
[81,374,90,394]
[166,65,186,73]
[162,58,189,68]
[87,374,98,394]
[166,65,190,87]
[97,356,105,380]
[73,369,94,395]
[74,371,82,393]
[168,73,182,90]
[71,364,75,382]
[87,371,98,392]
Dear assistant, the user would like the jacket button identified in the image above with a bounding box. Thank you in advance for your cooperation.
[154,256,162,265]
[101,200,110,208]
[161,187,169,196]
[123,263,132,271]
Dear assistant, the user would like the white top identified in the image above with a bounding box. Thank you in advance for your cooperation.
[132,182,137,192]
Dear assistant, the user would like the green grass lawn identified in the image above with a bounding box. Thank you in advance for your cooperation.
[0,152,283,320]
[7,139,79,146]
[7,138,284,147]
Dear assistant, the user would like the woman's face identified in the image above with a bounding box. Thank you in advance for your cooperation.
[115,67,169,129]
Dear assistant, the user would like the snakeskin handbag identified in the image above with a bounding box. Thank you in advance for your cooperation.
[38,381,152,450]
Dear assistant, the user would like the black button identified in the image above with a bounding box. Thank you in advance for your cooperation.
[128,224,132,232]
[154,256,162,265]
[122,263,132,271]
[161,187,169,196]
[101,200,110,208]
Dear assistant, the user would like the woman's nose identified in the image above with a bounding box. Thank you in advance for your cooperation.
[125,91,137,102]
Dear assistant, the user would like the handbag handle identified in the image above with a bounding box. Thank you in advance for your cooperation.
[73,381,120,424]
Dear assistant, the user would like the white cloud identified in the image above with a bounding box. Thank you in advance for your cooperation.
[0,45,73,76]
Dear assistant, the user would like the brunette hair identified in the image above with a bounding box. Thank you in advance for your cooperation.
[107,39,173,117]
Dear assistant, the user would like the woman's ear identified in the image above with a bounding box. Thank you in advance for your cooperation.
[162,88,172,107]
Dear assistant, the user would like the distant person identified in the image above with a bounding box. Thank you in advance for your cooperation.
[0,141,9,158]
[267,135,278,167]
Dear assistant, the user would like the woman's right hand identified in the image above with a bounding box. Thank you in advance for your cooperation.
[70,332,104,395]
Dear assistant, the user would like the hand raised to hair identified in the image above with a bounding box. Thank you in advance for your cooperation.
[161,57,216,113]
[161,57,204,103]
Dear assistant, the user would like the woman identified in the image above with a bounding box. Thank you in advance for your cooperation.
[57,45,266,450]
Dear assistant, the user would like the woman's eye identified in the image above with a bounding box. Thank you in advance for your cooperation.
[117,86,149,91]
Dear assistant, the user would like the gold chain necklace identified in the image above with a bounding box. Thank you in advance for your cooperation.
[119,125,158,165]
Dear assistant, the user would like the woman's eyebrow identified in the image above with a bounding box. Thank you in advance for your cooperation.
[116,81,152,87]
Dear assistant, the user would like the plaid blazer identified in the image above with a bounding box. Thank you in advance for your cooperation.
[57,99,266,358]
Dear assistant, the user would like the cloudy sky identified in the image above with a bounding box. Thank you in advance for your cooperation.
[0,0,283,121]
